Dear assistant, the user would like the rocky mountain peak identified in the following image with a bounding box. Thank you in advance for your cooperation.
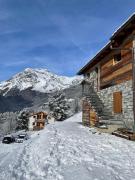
[0,68,83,96]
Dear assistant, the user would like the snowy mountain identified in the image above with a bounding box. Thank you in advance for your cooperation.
[0,68,83,113]
[0,68,82,96]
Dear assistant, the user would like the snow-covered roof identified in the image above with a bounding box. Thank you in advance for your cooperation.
[4,135,13,138]
[29,111,48,117]
[111,13,135,40]
[78,13,135,75]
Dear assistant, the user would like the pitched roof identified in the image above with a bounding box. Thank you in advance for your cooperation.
[111,13,135,40]
[77,13,135,75]
[30,112,48,117]
[78,42,111,75]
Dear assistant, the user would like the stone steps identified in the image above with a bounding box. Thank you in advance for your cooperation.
[86,87,123,125]
[99,119,123,125]
[84,89,122,125]
[99,115,114,119]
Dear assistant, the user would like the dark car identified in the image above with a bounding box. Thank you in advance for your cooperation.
[2,135,15,144]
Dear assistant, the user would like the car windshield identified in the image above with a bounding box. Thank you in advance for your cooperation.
[4,137,11,141]
[18,135,26,138]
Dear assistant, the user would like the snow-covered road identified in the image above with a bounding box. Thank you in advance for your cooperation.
[0,113,135,180]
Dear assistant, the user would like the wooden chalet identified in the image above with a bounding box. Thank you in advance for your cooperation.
[78,14,135,130]
[28,112,47,131]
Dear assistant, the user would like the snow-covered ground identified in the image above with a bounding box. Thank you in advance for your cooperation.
[0,113,135,180]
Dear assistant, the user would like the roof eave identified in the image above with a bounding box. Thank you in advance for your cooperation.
[111,13,135,40]
[77,42,111,75]
[77,13,135,75]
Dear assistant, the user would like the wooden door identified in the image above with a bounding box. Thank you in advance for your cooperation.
[113,91,122,113]
[90,110,96,126]
[82,100,90,126]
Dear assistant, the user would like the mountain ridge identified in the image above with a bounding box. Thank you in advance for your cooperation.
[0,68,83,113]
[0,68,82,96]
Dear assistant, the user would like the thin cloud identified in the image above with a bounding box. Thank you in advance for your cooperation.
[0,0,135,81]
[1,60,27,67]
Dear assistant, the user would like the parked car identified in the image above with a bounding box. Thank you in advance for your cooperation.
[2,135,15,144]
[15,133,29,143]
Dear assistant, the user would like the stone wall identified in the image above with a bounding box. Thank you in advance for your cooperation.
[84,68,134,129]
[86,70,98,91]
[98,80,134,129]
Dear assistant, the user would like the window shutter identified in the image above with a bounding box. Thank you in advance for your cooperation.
[113,91,122,113]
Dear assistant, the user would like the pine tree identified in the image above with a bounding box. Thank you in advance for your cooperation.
[48,92,70,121]
[16,111,29,130]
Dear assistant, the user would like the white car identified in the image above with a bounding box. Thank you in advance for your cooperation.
[15,134,29,143]
[15,137,24,143]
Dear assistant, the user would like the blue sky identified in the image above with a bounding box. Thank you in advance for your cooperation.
[0,0,135,81]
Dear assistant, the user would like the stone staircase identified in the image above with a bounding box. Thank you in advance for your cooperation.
[83,84,123,125]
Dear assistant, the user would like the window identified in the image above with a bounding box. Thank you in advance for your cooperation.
[32,122,35,126]
[95,67,98,73]
[37,114,41,119]
[113,91,122,113]
[86,73,90,78]
[113,53,121,64]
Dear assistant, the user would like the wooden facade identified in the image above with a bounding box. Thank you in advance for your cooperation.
[82,100,90,126]
[82,99,98,127]
[78,15,135,89]
[100,40,133,89]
